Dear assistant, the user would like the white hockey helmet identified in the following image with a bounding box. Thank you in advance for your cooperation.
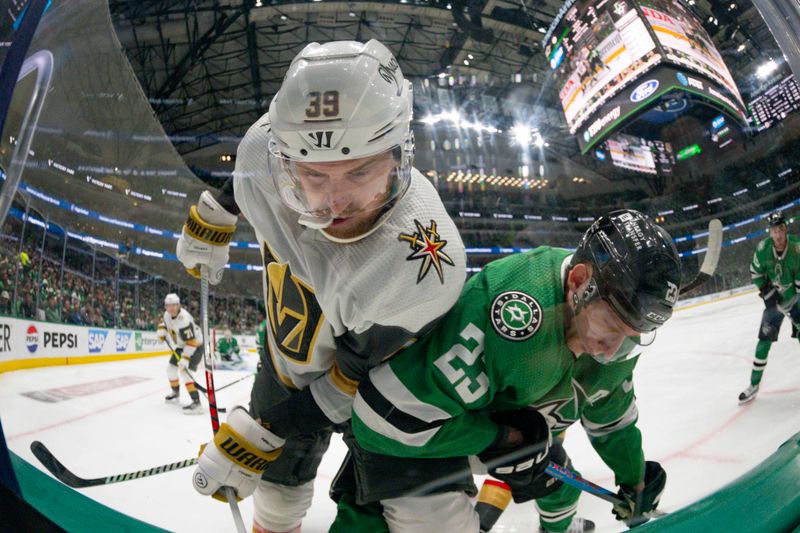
[267,39,414,225]
[223,328,233,339]
[164,293,180,306]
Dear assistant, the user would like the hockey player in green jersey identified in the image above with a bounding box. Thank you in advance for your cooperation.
[739,211,800,404]
[348,209,681,532]
[216,329,241,363]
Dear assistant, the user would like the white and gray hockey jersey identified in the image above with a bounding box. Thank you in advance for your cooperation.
[234,113,466,425]
[161,308,202,349]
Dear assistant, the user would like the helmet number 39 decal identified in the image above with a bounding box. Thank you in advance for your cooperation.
[491,291,543,342]
[306,91,340,118]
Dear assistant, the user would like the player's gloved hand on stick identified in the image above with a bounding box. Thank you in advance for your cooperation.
[157,326,167,342]
[478,407,554,503]
[170,346,183,362]
[758,283,778,308]
[176,190,237,285]
[178,356,191,371]
[612,460,666,527]
[192,407,285,502]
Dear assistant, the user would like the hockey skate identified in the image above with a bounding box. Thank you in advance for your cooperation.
[738,384,759,404]
[164,391,180,404]
[182,399,204,415]
[541,517,595,533]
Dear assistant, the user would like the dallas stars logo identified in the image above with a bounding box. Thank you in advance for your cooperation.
[398,219,454,284]
[490,291,543,342]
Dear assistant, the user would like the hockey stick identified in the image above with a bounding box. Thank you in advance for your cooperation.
[30,440,197,488]
[200,267,246,533]
[185,368,253,394]
[544,463,666,522]
[184,368,227,413]
[216,372,255,392]
[544,461,623,505]
[679,218,723,294]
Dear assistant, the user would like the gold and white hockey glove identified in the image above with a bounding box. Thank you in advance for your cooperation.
[192,407,285,502]
[176,191,237,285]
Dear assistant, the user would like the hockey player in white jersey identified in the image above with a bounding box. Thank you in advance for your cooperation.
[176,40,467,532]
[157,293,205,414]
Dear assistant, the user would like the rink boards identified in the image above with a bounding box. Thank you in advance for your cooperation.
[0,316,258,373]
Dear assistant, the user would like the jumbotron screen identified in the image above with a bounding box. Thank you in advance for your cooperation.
[545,0,747,153]
[544,0,660,135]
[638,0,745,112]
[604,132,674,175]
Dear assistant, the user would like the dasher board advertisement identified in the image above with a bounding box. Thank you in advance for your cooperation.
[544,0,660,135]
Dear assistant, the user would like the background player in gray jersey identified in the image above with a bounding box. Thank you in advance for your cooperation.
[176,40,466,532]
[158,293,205,414]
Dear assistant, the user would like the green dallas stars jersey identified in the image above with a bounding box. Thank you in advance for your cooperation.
[216,336,240,356]
[256,319,267,355]
[751,234,800,312]
[352,246,646,486]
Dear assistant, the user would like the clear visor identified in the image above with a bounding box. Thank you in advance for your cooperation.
[589,333,653,365]
[580,278,657,365]
[268,141,411,222]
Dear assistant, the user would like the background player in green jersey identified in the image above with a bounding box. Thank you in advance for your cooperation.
[216,329,241,363]
[344,209,681,532]
[740,211,800,403]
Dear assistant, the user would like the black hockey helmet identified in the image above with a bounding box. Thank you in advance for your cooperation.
[767,211,787,228]
[571,209,682,333]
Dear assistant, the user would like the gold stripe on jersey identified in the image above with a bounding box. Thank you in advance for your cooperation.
[330,362,359,396]
[263,241,325,366]
[184,205,235,245]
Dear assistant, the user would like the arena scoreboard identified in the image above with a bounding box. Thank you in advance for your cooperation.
[749,75,800,132]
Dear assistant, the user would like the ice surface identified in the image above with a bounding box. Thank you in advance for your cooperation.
[2,291,799,532]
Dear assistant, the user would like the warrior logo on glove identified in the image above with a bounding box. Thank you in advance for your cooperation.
[193,472,208,489]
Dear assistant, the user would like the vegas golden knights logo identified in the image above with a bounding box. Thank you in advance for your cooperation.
[263,243,324,364]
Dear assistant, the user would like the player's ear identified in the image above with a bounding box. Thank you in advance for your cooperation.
[567,263,592,294]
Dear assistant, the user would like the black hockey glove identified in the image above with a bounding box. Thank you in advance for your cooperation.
[758,283,778,308]
[478,408,554,503]
[612,461,666,527]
